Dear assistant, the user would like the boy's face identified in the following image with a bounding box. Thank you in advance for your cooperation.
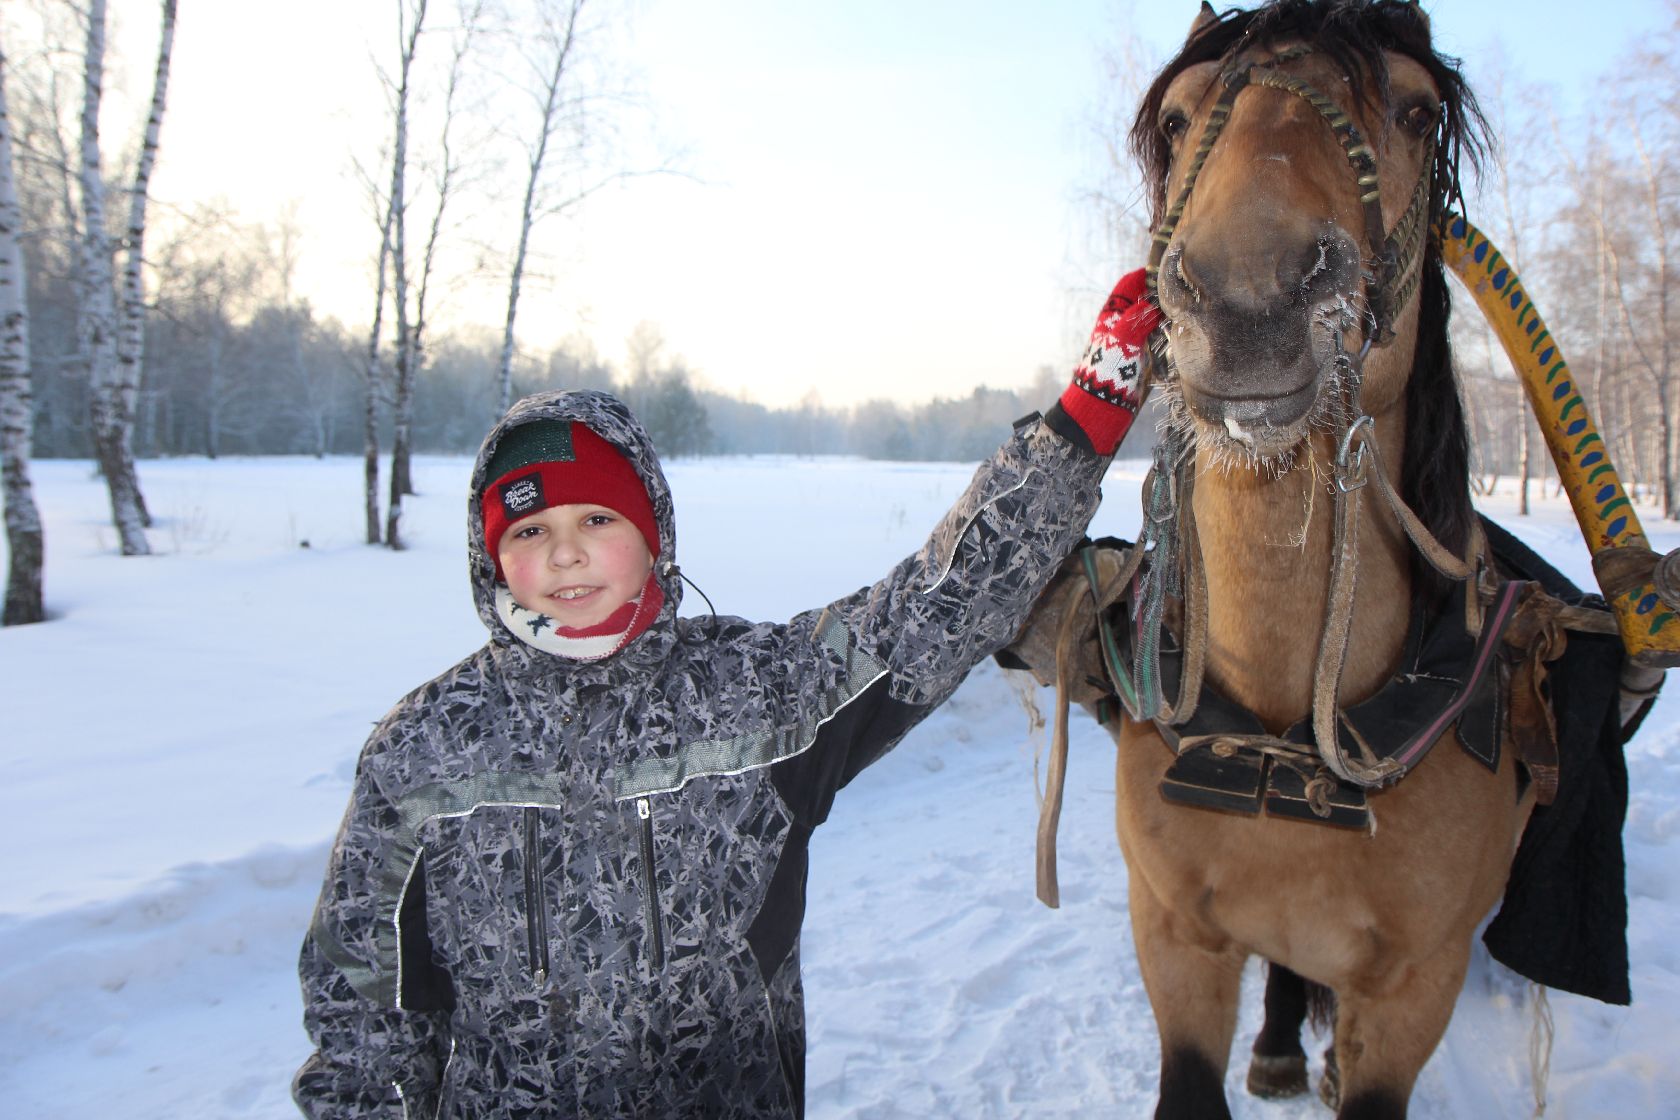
[498,504,654,629]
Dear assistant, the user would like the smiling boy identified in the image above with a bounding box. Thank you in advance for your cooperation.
[294,271,1159,1118]
[480,420,666,657]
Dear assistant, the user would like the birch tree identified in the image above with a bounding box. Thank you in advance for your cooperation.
[361,197,392,545]
[77,0,149,554]
[1,34,44,624]
[495,0,582,416]
[493,0,658,416]
[112,0,175,503]
[387,0,481,549]
[378,0,426,548]
[6,21,85,461]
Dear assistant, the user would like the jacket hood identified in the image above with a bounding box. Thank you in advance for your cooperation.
[468,390,681,664]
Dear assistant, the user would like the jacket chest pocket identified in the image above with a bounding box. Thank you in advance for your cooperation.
[628,796,667,972]
[520,806,553,983]
[421,805,561,987]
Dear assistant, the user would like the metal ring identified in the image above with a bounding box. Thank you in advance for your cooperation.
[1335,415,1376,492]
[1653,548,1680,611]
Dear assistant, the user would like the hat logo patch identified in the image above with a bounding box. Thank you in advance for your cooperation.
[501,473,545,517]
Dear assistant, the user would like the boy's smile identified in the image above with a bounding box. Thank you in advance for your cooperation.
[497,504,654,630]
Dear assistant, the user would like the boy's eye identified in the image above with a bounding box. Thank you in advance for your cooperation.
[584,513,615,527]
[515,524,543,539]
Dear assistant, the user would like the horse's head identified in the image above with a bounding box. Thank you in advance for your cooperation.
[1132,0,1481,469]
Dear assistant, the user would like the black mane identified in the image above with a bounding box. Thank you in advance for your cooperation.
[1131,0,1486,598]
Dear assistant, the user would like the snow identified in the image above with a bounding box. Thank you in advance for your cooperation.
[2,453,1677,1118]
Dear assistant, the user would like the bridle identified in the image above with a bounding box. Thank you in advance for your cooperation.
[1123,43,1483,791]
[1143,44,1437,350]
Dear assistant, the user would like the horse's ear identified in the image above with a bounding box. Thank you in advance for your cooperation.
[1403,0,1432,34]
[1189,2,1219,42]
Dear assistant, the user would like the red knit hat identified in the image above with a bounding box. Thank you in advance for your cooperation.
[480,420,660,580]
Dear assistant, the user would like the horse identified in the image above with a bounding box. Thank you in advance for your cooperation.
[1003,2,1576,1116]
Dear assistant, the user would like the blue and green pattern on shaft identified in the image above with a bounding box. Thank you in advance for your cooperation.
[1442,213,1673,640]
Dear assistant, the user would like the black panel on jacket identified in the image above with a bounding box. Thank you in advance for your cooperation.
[745,821,810,990]
[398,858,456,1011]
[769,674,930,828]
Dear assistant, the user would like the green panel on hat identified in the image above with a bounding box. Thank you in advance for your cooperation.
[484,420,575,486]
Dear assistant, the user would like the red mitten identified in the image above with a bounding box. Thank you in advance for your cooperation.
[1057,269,1161,455]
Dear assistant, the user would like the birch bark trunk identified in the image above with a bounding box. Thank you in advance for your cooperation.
[362,205,392,545]
[111,0,177,526]
[0,36,45,624]
[78,0,148,555]
[383,0,425,550]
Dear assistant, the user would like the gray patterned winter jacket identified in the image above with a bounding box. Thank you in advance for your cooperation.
[294,390,1108,1119]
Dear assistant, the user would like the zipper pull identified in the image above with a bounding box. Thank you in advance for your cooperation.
[637,797,651,820]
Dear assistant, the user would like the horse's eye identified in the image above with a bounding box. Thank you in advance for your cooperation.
[1160,111,1191,144]
[1399,101,1438,138]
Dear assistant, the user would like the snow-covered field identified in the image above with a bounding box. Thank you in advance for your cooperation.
[2,452,1677,1118]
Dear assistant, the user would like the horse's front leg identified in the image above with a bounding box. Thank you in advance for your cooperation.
[1328,946,1471,1120]
[1127,871,1246,1120]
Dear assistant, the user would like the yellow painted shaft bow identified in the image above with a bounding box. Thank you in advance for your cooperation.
[1439,212,1680,669]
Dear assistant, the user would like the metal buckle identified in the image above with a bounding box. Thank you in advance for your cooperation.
[1335,415,1375,493]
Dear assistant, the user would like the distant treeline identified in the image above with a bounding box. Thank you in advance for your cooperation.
[23,259,1162,463]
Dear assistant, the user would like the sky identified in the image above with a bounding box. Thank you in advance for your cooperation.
[59,0,1680,408]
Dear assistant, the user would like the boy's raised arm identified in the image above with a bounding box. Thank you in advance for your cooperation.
[838,267,1160,701]
[770,272,1158,820]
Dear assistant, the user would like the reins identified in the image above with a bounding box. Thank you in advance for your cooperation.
[1138,42,1452,787]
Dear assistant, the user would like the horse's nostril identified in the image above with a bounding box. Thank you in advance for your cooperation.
[1299,233,1359,300]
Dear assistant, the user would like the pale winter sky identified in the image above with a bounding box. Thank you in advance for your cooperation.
[75,0,1675,408]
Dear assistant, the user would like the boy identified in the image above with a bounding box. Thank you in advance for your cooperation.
[295,272,1159,1118]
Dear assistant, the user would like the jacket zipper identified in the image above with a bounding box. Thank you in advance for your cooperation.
[636,797,666,970]
[522,806,550,984]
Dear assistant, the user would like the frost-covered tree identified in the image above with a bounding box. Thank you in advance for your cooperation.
[386,0,481,549]
[360,194,394,544]
[112,0,175,489]
[76,0,148,554]
[492,0,669,416]
[77,0,175,555]
[495,0,583,417]
[1,33,44,624]
[377,0,427,548]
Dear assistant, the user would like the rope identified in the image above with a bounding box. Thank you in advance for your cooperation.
[1134,434,1189,719]
[1035,575,1092,908]
[1528,982,1554,1118]
[1158,457,1209,728]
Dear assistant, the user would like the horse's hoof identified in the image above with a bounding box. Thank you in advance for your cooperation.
[1318,1048,1342,1111]
[1246,1053,1308,1098]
